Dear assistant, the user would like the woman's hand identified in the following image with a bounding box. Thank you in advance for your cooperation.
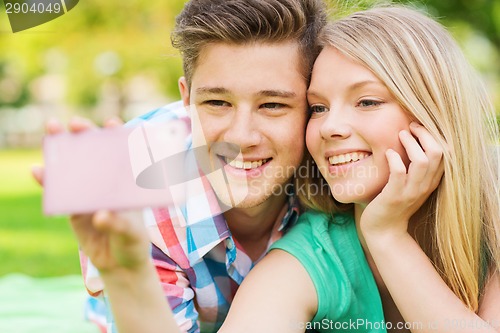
[360,122,444,237]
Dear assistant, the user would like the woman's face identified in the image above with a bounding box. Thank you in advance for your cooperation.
[306,46,412,205]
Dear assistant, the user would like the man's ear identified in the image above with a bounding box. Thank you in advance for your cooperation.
[178,77,190,107]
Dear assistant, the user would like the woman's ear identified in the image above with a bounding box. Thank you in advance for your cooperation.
[178,77,190,108]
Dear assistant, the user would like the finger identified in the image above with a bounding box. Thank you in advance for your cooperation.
[408,122,444,188]
[408,122,442,154]
[70,213,94,227]
[429,158,445,191]
[69,213,95,243]
[409,122,443,171]
[31,165,44,186]
[93,210,121,233]
[45,118,65,135]
[399,129,428,185]
[383,148,407,196]
[93,210,147,244]
[68,116,97,133]
[93,210,137,239]
[104,116,124,128]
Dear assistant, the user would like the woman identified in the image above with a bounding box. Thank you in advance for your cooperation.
[262,5,500,332]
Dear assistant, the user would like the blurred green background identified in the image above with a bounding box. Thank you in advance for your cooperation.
[0,0,188,279]
[0,0,499,308]
[0,0,498,331]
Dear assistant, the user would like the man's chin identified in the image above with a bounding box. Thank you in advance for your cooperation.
[213,188,273,210]
[211,178,293,211]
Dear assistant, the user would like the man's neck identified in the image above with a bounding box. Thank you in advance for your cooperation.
[223,193,288,261]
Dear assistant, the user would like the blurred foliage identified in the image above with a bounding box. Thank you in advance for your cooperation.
[0,0,186,113]
[0,0,499,117]
[405,0,500,115]
[424,0,500,48]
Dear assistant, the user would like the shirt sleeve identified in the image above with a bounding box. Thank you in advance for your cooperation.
[80,246,201,333]
[152,243,200,333]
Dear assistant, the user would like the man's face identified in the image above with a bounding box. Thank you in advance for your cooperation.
[179,42,308,208]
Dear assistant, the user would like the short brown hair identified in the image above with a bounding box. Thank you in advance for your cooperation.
[171,0,327,87]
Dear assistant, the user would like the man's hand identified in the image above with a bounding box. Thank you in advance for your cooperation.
[70,210,151,275]
[31,116,123,185]
[31,116,152,274]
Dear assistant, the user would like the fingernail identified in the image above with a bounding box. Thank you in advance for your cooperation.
[400,129,410,137]
[94,210,111,220]
[45,118,61,131]
[104,116,122,127]
[410,122,421,128]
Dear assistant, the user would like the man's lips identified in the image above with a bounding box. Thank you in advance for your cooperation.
[219,156,272,170]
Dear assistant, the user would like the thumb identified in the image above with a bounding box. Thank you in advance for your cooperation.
[31,165,44,186]
[93,210,147,242]
[93,210,123,234]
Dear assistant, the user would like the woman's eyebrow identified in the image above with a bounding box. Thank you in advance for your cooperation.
[348,80,383,91]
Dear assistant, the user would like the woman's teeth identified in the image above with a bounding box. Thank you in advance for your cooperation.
[328,152,369,166]
[225,158,269,170]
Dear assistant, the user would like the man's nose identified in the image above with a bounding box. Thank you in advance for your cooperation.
[223,107,262,148]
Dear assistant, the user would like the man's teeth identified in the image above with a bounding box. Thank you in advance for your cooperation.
[328,152,369,165]
[226,158,269,169]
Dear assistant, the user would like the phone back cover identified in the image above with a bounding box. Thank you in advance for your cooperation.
[43,126,183,215]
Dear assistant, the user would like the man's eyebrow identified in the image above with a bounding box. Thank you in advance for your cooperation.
[195,87,230,95]
[195,87,297,98]
[258,90,296,98]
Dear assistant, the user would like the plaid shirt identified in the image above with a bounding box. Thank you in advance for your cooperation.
[83,102,300,333]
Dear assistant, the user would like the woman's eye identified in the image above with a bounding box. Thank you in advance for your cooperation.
[309,105,328,114]
[358,99,382,108]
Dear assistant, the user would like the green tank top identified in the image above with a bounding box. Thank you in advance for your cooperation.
[270,210,386,332]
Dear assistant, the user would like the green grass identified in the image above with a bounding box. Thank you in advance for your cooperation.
[0,149,82,277]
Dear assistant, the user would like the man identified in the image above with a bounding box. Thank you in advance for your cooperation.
[41,0,327,332]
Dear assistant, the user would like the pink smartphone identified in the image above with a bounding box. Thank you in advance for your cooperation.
[43,120,190,215]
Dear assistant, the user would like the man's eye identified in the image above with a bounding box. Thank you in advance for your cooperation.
[261,103,285,109]
[206,100,231,107]
[309,105,328,114]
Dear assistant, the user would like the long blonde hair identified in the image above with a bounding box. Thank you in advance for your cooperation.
[300,5,500,311]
